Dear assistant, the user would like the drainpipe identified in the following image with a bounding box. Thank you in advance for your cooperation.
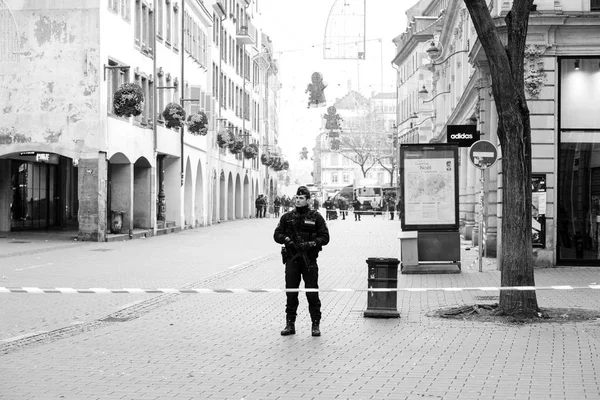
[152,3,158,232]
[180,0,185,187]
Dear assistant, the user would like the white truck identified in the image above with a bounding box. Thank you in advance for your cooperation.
[353,178,383,214]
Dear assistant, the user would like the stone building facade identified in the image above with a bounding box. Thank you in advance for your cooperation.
[0,0,281,240]
[392,0,600,266]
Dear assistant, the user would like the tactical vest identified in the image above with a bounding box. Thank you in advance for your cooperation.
[290,210,318,243]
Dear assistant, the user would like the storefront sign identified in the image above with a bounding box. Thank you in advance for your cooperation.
[447,125,479,147]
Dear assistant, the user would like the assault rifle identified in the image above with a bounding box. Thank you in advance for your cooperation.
[288,218,311,268]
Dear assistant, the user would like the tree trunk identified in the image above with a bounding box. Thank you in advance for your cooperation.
[464,0,538,316]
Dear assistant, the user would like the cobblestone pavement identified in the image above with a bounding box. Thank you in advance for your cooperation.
[1,214,600,399]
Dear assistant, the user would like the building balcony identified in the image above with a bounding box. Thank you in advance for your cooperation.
[236,21,257,46]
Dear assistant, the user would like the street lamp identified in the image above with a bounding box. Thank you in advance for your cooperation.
[422,90,451,104]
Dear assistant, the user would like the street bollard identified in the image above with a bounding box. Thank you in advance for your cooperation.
[363,257,400,318]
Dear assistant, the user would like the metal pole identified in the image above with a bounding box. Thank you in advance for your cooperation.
[180,0,185,186]
[478,168,485,272]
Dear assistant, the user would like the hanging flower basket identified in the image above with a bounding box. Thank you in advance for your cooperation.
[281,161,289,170]
[243,143,259,159]
[113,83,145,117]
[271,156,283,170]
[187,111,209,135]
[229,137,245,154]
[162,102,186,128]
[217,128,234,148]
[261,153,271,165]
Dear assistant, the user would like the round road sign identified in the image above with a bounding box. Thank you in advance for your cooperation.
[468,140,498,169]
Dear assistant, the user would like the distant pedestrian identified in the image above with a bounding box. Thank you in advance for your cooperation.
[274,186,330,337]
[388,198,396,220]
[338,198,348,220]
[255,195,263,218]
[274,196,281,218]
[353,199,362,221]
[260,195,267,218]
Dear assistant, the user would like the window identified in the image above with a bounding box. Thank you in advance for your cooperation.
[343,173,350,183]
[111,0,131,20]
[107,60,129,116]
[157,0,163,38]
[109,0,119,13]
[121,0,130,21]
[135,0,154,55]
[593,0,600,11]
[173,3,179,50]
[134,73,153,126]
[330,153,339,166]
[165,0,172,44]
[332,173,338,183]
[157,72,164,121]
[190,86,202,115]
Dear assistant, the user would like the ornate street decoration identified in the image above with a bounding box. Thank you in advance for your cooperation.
[300,146,309,160]
[113,83,144,117]
[187,111,209,136]
[306,72,327,108]
[162,102,186,128]
[324,106,342,131]
[524,44,550,99]
[330,138,341,151]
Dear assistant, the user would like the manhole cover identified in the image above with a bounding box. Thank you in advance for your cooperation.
[90,249,113,252]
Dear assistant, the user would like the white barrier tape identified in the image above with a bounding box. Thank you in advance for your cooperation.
[0,286,599,294]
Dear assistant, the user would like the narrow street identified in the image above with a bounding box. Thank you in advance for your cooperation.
[2,215,600,399]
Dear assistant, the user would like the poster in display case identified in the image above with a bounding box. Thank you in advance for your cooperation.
[400,144,459,231]
[532,174,546,248]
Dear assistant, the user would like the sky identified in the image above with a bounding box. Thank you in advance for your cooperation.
[257,0,412,176]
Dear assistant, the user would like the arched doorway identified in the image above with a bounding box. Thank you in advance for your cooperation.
[212,169,218,223]
[195,161,204,227]
[133,156,152,229]
[219,169,226,221]
[235,174,242,219]
[108,152,132,232]
[184,158,193,228]
[227,172,234,220]
[243,175,250,218]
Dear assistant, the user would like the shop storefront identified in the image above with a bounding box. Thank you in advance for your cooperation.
[557,57,600,264]
[5,153,78,231]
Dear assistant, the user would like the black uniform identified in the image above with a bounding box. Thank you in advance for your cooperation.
[273,206,329,323]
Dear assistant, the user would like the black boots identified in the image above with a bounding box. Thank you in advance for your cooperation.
[280,319,321,336]
[281,320,295,336]
[311,321,321,337]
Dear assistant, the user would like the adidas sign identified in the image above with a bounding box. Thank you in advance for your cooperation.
[450,133,473,139]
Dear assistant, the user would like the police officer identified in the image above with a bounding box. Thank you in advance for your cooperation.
[273,186,330,337]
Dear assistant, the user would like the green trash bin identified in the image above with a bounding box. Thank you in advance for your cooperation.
[363,257,400,318]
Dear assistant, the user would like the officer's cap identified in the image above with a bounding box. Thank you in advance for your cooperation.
[296,186,310,197]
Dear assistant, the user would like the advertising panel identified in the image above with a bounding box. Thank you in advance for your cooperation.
[400,144,459,231]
